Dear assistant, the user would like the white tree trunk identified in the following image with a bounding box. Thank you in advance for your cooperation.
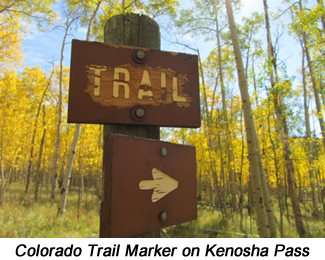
[58,0,102,214]
[225,0,271,238]
[58,124,81,214]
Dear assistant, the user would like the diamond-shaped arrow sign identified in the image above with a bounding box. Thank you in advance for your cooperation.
[139,168,179,202]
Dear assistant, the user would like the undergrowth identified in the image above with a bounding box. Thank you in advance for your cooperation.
[1,183,324,238]
[166,203,325,238]
[0,183,100,238]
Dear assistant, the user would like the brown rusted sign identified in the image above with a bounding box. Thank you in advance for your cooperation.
[68,39,200,128]
[100,134,197,238]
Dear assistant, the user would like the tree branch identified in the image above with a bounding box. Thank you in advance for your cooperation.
[273,2,299,20]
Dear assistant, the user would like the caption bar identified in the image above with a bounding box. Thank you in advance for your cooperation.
[1,238,322,259]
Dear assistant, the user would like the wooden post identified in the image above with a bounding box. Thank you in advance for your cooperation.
[100,13,160,238]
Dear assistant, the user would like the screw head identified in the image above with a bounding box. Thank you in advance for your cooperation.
[136,50,146,60]
[135,108,145,117]
[159,211,167,222]
[160,146,167,157]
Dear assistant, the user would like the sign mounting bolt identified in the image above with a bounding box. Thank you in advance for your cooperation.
[159,211,167,222]
[136,50,146,60]
[132,49,148,64]
[136,108,145,117]
[160,146,167,157]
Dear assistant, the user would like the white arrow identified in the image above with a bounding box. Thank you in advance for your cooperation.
[139,168,179,202]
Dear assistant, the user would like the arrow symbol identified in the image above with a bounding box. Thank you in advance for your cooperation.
[139,168,179,202]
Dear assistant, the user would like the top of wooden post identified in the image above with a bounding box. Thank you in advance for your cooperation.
[104,13,160,50]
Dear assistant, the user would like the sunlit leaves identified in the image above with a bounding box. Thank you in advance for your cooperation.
[0,0,57,32]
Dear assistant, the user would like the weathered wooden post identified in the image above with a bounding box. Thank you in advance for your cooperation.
[103,13,160,140]
[101,13,161,238]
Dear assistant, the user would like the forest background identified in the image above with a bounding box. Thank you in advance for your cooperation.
[0,0,325,238]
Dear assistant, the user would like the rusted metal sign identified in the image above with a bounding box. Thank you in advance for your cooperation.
[68,39,200,128]
[100,134,197,238]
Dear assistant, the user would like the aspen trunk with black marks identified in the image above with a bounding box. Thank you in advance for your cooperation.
[198,46,220,207]
[297,168,303,202]
[266,92,284,237]
[34,105,47,201]
[58,2,102,212]
[0,87,7,206]
[225,0,271,238]
[26,72,52,193]
[52,7,85,199]
[78,157,84,219]
[205,119,221,207]
[247,176,253,216]
[216,11,236,212]
[255,130,276,237]
[58,124,81,215]
[52,20,72,199]
[0,106,4,206]
[320,78,325,107]
[209,147,221,206]
[217,118,226,211]
[196,45,220,207]
[52,38,65,199]
[253,64,276,237]
[321,187,325,220]
[301,45,318,214]
[263,0,304,237]
[239,110,245,223]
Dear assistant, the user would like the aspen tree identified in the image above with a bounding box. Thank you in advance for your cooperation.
[58,124,80,214]
[238,14,276,234]
[52,7,81,199]
[25,69,52,193]
[77,156,84,219]
[225,0,272,238]
[301,45,318,214]
[288,0,320,214]
[215,7,236,211]
[176,0,240,210]
[202,51,223,207]
[0,100,4,206]
[263,0,305,237]
[58,0,103,214]
[34,105,47,201]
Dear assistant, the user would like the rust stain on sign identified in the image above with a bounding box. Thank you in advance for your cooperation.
[68,40,200,127]
[84,63,192,109]
[100,134,197,238]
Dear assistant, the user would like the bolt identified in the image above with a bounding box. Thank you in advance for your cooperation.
[136,50,146,60]
[160,146,167,157]
[135,108,145,117]
[191,57,196,62]
[159,211,167,222]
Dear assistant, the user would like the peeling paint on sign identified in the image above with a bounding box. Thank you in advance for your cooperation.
[85,64,192,109]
